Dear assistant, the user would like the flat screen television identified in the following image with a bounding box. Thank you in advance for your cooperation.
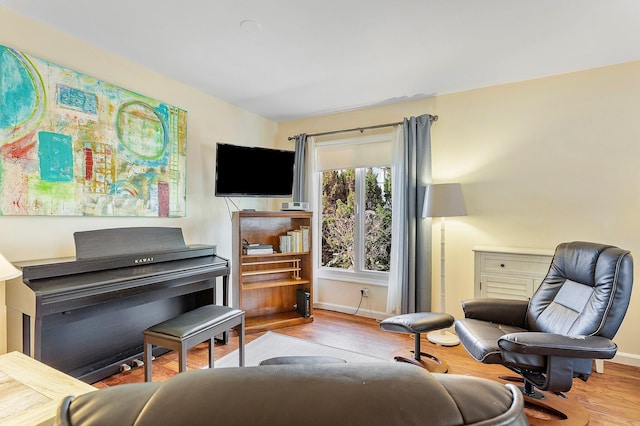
[215,142,296,197]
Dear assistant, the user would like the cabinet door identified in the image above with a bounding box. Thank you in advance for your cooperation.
[479,274,534,300]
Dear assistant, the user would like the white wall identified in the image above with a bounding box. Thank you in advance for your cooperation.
[277,61,640,366]
[0,7,279,352]
[0,7,278,262]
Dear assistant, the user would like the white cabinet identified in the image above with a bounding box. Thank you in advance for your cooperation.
[473,247,554,300]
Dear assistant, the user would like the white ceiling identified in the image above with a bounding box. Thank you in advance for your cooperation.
[2,0,640,122]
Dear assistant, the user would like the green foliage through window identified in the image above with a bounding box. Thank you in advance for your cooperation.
[321,167,392,272]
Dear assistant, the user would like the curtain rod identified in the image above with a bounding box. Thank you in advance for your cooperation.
[287,114,438,141]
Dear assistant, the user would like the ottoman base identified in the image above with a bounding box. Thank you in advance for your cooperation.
[391,348,449,373]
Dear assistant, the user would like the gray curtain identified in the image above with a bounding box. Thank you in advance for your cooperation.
[401,115,433,313]
[292,133,307,202]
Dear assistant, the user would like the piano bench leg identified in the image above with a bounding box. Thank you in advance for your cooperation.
[209,338,214,368]
[179,346,187,373]
[239,315,245,367]
[144,339,153,382]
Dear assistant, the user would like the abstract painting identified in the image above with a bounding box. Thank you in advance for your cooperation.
[0,45,187,217]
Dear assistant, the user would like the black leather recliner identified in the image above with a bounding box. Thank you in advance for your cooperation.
[56,363,529,425]
[455,242,633,411]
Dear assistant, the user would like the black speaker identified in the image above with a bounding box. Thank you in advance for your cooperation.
[296,289,311,318]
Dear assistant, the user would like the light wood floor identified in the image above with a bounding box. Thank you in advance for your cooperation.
[95,309,640,425]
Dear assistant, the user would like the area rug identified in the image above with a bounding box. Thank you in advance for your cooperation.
[215,331,387,368]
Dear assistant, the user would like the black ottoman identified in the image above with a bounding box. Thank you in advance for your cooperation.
[380,312,454,373]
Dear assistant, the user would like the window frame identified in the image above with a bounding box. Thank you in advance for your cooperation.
[315,158,392,287]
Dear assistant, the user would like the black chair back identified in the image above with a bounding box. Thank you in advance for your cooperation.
[527,241,633,339]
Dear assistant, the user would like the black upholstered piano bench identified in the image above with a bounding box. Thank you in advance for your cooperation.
[143,304,245,382]
[379,312,454,373]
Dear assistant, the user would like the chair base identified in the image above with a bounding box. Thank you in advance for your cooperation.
[390,349,449,373]
[426,329,460,346]
[523,393,589,426]
[498,376,589,426]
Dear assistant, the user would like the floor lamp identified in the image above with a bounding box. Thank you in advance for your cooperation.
[422,183,467,346]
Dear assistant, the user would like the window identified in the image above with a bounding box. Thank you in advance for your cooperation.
[314,133,395,284]
[320,167,392,274]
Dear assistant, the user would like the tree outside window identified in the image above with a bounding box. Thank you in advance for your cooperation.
[321,167,392,273]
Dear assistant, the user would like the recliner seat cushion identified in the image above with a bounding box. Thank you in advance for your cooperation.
[455,318,527,364]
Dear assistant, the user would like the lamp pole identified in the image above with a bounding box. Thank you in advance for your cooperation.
[440,217,446,316]
[422,183,466,347]
[426,216,460,346]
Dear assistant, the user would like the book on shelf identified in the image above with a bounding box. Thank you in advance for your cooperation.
[243,243,274,255]
[287,230,302,252]
[244,248,274,255]
[279,226,310,253]
[300,225,310,252]
[279,235,291,253]
[246,243,272,249]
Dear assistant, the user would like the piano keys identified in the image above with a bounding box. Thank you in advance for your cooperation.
[4,227,230,383]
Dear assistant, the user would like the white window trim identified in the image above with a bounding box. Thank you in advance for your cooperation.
[314,133,394,287]
[316,266,389,286]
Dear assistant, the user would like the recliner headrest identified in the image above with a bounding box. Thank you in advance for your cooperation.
[528,241,633,338]
[553,241,613,287]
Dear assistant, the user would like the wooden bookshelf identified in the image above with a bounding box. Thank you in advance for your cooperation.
[232,210,313,333]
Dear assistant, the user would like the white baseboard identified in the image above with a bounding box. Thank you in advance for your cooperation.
[611,351,640,368]
[314,302,387,321]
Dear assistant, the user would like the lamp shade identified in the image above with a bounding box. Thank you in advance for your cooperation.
[422,183,467,218]
[0,252,21,281]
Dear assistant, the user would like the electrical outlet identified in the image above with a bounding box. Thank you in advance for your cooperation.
[361,287,370,297]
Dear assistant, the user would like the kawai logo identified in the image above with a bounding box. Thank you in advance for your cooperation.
[134,257,154,264]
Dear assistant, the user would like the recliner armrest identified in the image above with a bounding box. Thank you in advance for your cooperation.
[498,332,617,359]
[461,299,529,328]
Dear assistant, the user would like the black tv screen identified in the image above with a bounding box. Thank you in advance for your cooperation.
[215,143,296,197]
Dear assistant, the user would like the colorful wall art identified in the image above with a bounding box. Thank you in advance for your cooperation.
[0,45,187,217]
